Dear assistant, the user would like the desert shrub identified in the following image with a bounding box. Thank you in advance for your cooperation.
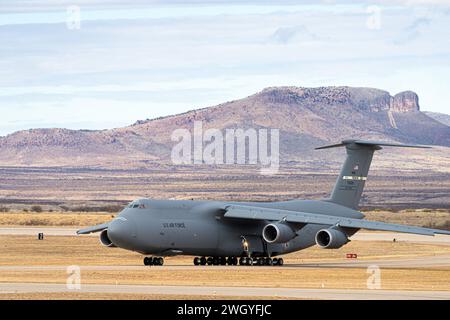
[25,218,47,225]
[55,220,78,226]
[99,205,125,213]
[70,205,124,213]
[424,220,450,231]
[70,206,93,212]
[424,222,435,228]
[31,205,43,213]
[442,220,450,231]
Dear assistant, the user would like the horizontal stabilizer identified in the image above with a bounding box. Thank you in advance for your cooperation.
[315,139,431,150]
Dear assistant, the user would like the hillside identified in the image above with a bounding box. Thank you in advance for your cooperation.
[424,111,450,126]
[0,86,449,169]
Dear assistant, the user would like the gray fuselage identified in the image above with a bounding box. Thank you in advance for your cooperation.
[106,199,363,257]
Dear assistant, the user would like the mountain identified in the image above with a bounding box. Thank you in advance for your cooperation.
[1,86,449,168]
[424,111,450,127]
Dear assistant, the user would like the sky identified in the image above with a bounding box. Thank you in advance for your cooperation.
[1,0,450,136]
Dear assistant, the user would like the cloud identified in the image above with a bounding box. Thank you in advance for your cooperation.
[2,0,450,15]
[394,17,432,44]
[406,17,432,30]
[270,25,322,44]
[0,1,347,14]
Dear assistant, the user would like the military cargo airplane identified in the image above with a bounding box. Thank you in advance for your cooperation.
[78,140,450,266]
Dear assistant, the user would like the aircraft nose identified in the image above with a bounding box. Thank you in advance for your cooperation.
[108,217,137,248]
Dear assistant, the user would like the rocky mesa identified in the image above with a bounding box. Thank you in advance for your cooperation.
[0,86,448,168]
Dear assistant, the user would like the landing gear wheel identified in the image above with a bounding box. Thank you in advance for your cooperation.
[212,257,219,266]
[207,257,213,266]
[144,256,164,266]
[200,257,207,266]
[220,257,227,266]
[144,257,153,266]
[246,258,253,266]
[227,257,237,266]
[193,257,201,266]
[239,257,246,266]
[277,258,284,266]
[272,258,278,266]
[265,258,273,266]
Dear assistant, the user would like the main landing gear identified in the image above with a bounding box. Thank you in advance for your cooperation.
[193,256,238,266]
[192,256,284,267]
[143,256,164,266]
[240,257,284,266]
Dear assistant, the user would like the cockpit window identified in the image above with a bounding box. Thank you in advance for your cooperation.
[128,201,146,209]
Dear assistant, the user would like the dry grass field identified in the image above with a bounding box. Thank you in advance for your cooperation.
[1,268,448,292]
[363,209,450,230]
[0,293,287,300]
[0,212,113,227]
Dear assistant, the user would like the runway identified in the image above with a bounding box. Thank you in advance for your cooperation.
[0,227,81,236]
[1,227,449,245]
[0,282,449,300]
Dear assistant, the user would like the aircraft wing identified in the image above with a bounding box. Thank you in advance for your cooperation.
[223,205,450,236]
[77,222,109,235]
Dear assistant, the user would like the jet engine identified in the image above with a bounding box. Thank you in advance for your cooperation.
[99,229,116,247]
[262,222,296,244]
[315,228,349,249]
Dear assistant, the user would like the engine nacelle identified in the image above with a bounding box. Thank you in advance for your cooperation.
[262,223,296,244]
[99,229,116,247]
[315,228,349,249]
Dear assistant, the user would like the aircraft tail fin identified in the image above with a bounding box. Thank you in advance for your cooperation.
[316,139,430,209]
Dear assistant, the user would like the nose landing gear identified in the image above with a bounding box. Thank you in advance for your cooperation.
[143,256,164,266]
